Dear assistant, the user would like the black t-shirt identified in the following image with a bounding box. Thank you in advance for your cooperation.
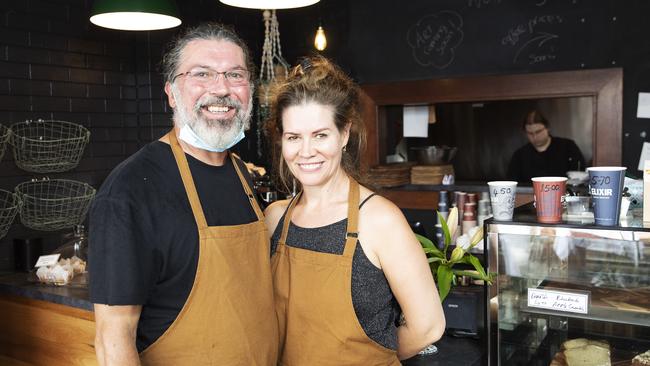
[88,141,258,352]
[507,136,586,183]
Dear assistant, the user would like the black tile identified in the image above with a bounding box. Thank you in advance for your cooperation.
[10,79,51,96]
[88,113,122,127]
[86,54,121,71]
[49,51,86,68]
[75,156,125,172]
[70,98,104,113]
[121,86,136,100]
[0,28,29,46]
[27,0,69,21]
[29,32,68,50]
[30,64,68,81]
[0,95,32,111]
[105,71,135,86]
[7,13,49,32]
[50,112,88,125]
[0,62,30,79]
[68,38,103,55]
[0,79,9,94]
[69,68,103,84]
[106,100,136,114]
[88,84,120,99]
[31,96,69,112]
[90,142,124,157]
[52,82,87,98]
[6,46,48,64]
[123,114,137,127]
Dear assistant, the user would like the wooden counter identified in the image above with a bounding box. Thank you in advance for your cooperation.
[0,273,96,366]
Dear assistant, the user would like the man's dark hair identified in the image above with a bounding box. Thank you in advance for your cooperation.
[160,22,255,85]
[523,109,549,129]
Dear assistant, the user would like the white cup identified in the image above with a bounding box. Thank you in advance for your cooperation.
[487,181,518,221]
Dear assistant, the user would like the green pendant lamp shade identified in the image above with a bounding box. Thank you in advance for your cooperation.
[90,0,181,31]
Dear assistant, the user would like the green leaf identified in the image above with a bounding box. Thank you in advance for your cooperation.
[436,265,453,302]
[436,211,452,255]
[416,234,444,258]
[465,254,488,279]
[428,257,444,263]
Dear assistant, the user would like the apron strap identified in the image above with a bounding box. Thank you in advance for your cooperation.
[278,192,302,244]
[342,179,360,258]
[230,153,265,221]
[168,130,208,229]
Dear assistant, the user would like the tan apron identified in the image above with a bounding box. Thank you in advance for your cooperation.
[273,179,401,366]
[140,131,278,365]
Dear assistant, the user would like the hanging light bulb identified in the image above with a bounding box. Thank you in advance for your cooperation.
[314,25,327,51]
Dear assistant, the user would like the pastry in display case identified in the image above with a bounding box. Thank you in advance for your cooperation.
[486,213,650,366]
[34,225,88,286]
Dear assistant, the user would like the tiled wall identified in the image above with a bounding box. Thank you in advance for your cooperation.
[0,1,175,269]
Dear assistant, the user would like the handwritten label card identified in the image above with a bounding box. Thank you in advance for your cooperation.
[35,254,60,268]
[527,288,589,314]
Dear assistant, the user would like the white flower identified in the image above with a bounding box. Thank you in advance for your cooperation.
[456,234,471,250]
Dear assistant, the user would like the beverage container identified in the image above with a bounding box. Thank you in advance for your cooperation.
[587,167,626,226]
[438,191,449,221]
[487,181,518,221]
[531,177,567,223]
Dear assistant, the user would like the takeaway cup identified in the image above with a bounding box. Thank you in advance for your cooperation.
[487,181,518,220]
[587,167,626,226]
[532,177,567,223]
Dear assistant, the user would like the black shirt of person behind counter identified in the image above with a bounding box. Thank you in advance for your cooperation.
[507,136,585,183]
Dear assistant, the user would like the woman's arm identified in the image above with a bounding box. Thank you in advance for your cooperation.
[358,197,445,360]
[263,199,290,238]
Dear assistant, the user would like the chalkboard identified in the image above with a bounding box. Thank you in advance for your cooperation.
[348,0,622,83]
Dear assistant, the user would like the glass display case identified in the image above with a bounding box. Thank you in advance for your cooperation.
[486,210,650,366]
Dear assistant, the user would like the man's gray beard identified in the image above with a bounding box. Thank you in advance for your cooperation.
[171,86,252,150]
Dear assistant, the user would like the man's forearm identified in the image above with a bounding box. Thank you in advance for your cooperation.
[95,332,140,366]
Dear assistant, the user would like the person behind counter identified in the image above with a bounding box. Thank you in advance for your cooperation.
[89,23,278,365]
[507,109,586,183]
[264,55,445,364]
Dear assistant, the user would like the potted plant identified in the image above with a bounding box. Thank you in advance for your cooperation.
[415,207,495,301]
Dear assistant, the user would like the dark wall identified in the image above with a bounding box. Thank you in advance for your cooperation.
[343,0,650,177]
[0,0,263,269]
[1,0,648,269]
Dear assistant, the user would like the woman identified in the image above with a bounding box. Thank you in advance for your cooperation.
[264,56,445,365]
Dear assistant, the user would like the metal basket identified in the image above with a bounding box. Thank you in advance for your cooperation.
[0,189,19,239]
[10,119,90,173]
[0,124,9,162]
[15,179,96,231]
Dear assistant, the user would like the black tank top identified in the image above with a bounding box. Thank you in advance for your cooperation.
[270,195,400,350]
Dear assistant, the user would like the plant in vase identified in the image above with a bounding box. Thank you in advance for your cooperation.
[416,206,495,302]
[412,206,495,356]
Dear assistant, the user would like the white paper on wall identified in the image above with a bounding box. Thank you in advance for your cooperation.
[637,92,650,118]
[403,105,429,138]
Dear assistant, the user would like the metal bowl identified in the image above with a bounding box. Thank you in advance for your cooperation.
[410,146,457,165]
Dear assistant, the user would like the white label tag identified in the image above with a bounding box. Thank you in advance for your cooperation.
[34,254,60,268]
[527,288,589,314]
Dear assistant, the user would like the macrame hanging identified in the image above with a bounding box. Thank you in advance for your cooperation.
[256,9,289,158]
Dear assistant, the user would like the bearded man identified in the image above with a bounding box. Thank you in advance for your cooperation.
[90,23,278,366]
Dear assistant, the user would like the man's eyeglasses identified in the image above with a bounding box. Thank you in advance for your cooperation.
[172,68,250,86]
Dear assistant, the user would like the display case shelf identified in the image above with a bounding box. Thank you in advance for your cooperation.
[486,209,650,366]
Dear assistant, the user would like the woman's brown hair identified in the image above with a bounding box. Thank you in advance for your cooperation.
[265,55,366,194]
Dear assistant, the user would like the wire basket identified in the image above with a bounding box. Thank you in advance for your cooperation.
[10,119,90,173]
[15,179,96,231]
[0,189,19,239]
[0,124,9,162]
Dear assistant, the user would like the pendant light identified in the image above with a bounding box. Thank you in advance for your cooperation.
[219,0,320,10]
[90,0,182,31]
[314,25,327,51]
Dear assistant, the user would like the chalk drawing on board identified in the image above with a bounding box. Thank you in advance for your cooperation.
[513,32,558,63]
[406,11,464,69]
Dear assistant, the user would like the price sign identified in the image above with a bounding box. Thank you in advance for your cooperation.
[527,288,589,314]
